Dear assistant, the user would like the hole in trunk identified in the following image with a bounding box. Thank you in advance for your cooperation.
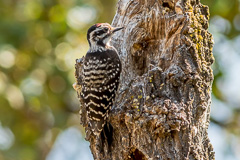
[129,149,147,160]
[163,2,170,8]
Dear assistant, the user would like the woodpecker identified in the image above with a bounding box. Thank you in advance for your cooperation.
[81,23,123,137]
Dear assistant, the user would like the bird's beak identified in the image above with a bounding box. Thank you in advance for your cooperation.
[112,27,124,33]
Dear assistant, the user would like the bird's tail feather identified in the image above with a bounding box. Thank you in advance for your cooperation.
[100,122,113,153]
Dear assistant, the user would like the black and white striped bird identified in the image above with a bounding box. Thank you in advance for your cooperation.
[81,23,123,137]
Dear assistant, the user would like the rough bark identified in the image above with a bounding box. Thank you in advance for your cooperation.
[74,0,215,159]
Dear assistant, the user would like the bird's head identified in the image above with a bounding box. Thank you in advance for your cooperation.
[87,23,123,50]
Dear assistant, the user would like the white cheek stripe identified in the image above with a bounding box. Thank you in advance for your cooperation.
[88,29,114,53]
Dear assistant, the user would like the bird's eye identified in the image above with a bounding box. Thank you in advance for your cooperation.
[103,28,109,32]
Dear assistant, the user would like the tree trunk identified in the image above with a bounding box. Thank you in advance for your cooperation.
[74,0,215,159]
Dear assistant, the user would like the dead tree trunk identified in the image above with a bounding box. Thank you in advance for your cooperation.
[74,0,215,159]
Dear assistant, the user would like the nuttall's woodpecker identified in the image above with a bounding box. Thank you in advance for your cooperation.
[81,23,123,138]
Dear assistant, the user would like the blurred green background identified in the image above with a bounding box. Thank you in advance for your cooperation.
[0,0,239,160]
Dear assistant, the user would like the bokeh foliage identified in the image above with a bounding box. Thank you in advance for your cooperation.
[202,0,240,159]
[0,0,116,159]
[0,0,239,159]
[203,0,240,131]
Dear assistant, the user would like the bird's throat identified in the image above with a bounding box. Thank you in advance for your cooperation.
[88,42,112,53]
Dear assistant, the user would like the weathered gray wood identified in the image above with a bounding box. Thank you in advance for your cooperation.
[74,0,215,159]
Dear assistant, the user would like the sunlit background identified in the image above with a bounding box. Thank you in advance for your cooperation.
[0,0,239,160]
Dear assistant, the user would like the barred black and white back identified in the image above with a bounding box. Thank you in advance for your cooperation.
[81,23,122,136]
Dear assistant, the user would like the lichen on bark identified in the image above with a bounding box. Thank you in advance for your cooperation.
[74,0,215,159]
